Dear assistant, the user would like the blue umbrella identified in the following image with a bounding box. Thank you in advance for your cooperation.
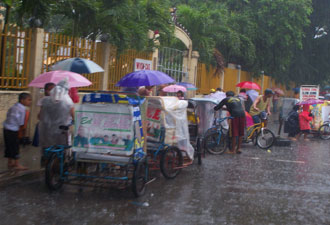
[176,82,198,90]
[324,86,330,90]
[51,57,104,74]
[116,70,175,87]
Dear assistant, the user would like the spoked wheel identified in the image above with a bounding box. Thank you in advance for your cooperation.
[160,146,183,179]
[319,124,330,140]
[256,128,275,149]
[132,160,147,197]
[204,132,227,155]
[45,153,64,190]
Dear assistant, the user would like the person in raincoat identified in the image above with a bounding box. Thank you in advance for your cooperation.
[284,105,300,140]
[39,79,74,165]
[297,104,313,141]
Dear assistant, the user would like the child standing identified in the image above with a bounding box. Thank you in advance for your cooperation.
[3,93,32,170]
[298,104,313,141]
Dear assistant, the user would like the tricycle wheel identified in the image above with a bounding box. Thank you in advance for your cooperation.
[160,146,183,179]
[319,124,330,140]
[45,153,64,191]
[132,161,147,197]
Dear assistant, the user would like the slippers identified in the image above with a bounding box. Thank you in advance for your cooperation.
[226,151,235,154]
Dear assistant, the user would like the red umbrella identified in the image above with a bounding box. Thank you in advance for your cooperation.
[236,81,261,90]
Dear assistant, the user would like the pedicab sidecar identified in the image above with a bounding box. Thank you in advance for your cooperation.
[44,92,148,197]
[144,96,194,179]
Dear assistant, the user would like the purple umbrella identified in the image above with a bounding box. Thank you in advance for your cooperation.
[176,82,197,90]
[116,70,175,87]
[298,99,324,105]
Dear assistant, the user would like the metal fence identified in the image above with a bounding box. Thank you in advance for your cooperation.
[42,32,102,91]
[0,25,32,89]
[108,48,152,90]
[157,47,188,82]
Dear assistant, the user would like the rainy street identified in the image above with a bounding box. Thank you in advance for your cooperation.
[0,138,329,225]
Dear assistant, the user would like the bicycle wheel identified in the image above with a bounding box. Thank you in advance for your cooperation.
[160,146,183,179]
[256,128,275,149]
[132,160,147,197]
[45,153,64,190]
[204,132,227,155]
[319,124,330,140]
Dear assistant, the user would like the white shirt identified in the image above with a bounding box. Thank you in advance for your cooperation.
[3,102,26,131]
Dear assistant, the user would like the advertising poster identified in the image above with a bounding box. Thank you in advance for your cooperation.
[73,104,135,155]
[300,85,319,101]
[146,105,162,142]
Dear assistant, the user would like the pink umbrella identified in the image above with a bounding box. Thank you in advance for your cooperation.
[162,84,187,93]
[29,70,92,88]
[298,99,324,105]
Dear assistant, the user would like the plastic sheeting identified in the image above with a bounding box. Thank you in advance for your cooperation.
[147,97,194,160]
[39,80,73,148]
[279,98,299,120]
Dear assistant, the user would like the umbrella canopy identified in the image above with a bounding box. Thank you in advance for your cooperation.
[51,57,104,74]
[273,88,284,95]
[246,89,259,102]
[298,99,324,105]
[324,86,330,90]
[163,84,187,93]
[176,82,197,90]
[116,70,175,87]
[29,70,92,88]
[236,81,261,90]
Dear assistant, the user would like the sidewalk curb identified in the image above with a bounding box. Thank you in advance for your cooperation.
[0,168,44,188]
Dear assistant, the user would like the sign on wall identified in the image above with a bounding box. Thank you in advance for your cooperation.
[134,58,152,71]
[300,85,319,101]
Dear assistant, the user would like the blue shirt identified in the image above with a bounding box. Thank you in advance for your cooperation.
[3,103,26,131]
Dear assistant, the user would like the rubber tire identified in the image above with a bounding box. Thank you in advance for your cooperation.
[132,161,147,197]
[256,128,275,149]
[45,153,64,191]
[319,124,330,140]
[204,132,227,155]
[160,146,183,179]
[197,138,202,165]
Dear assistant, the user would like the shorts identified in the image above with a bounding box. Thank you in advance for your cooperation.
[252,111,267,124]
[301,129,310,133]
[3,129,20,159]
[231,116,245,137]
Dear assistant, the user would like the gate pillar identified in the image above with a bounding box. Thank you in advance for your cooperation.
[184,51,199,98]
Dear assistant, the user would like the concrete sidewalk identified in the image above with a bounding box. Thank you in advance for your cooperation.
[0,145,43,186]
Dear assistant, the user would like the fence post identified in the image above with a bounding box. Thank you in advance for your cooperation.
[27,28,45,137]
[261,71,265,93]
[236,65,241,94]
[96,42,111,91]
[152,47,158,70]
[186,51,199,98]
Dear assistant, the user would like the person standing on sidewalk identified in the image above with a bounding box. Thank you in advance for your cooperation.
[214,91,246,154]
[3,93,32,170]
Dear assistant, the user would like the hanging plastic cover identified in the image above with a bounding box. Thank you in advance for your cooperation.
[156,97,194,160]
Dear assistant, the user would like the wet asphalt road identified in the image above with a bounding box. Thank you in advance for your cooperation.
[0,139,329,225]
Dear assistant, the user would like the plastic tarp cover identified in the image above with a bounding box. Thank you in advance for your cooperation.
[148,97,194,160]
[73,103,135,156]
[279,98,299,120]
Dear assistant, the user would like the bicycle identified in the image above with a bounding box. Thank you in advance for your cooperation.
[203,117,233,155]
[244,114,275,149]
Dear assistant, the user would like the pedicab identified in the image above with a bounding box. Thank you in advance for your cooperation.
[145,96,194,179]
[44,92,148,197]
[307,100,330,139]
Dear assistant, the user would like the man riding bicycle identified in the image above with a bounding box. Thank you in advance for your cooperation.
[249,89,274,125]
